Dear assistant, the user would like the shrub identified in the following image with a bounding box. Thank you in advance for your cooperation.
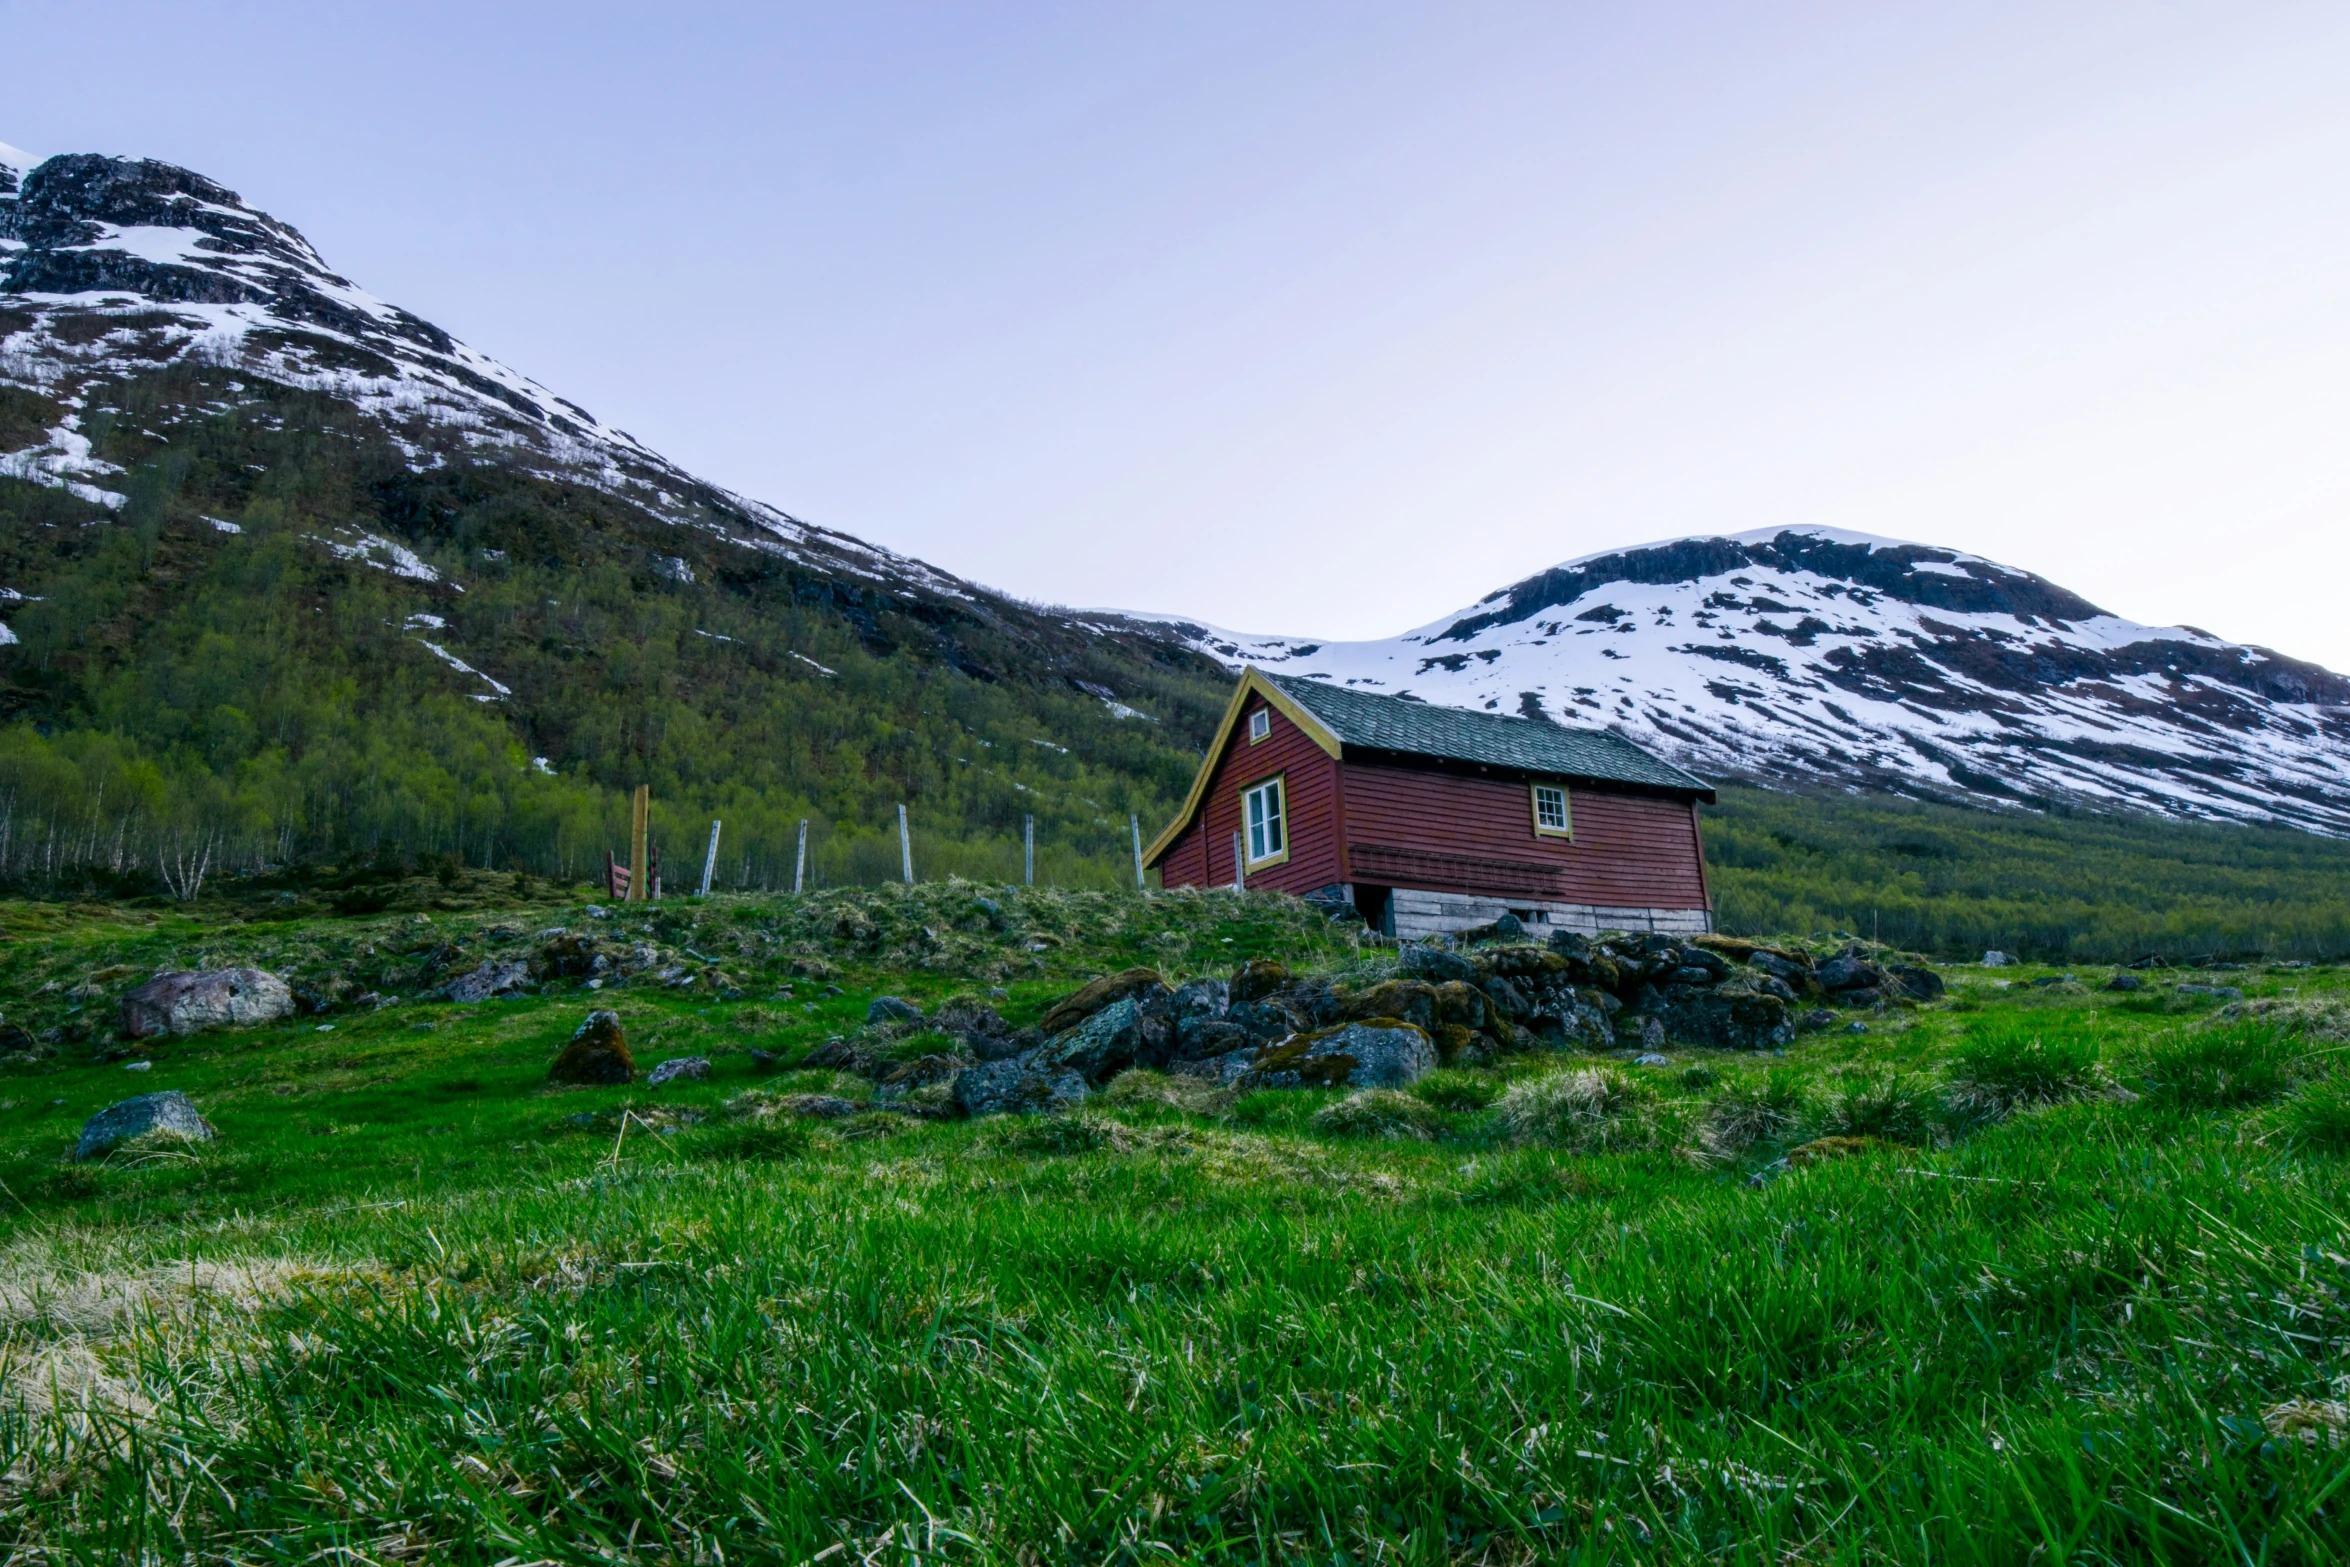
[1945,1017,2103,1119]
[1314,1089,1445,1141]
[1495,1068,1655,1152]
[1817,1072,1937,1147]
[1410,1070,1500,1112]
[2279,1079,2350,1153]
[2142,1024,2297,1110]
[1696,1070,1811,1161]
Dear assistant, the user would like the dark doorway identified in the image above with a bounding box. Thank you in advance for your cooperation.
[1354,884,1394,937]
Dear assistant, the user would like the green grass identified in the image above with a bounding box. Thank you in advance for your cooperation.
[3,887,2350,1560]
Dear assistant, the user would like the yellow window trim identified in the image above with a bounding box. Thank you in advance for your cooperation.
[1531,781,1573,840]
[1141,668,1341,867]
[1242,772,1290,868]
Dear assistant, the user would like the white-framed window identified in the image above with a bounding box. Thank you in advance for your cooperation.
[1532,783,1572,838]
[1248,708,1271,743]
[1243,775,1287,864]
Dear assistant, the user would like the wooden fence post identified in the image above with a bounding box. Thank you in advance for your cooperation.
[1023,814,1033,886]
[793,819,808,894]
[629,786,650,903]
[699,819,721,898]
[898,803,913,884]
[1131,814,1144,890]
[1232,830,1245,892]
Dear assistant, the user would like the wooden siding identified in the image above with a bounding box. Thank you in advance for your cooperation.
[1156,693,1342,894]
[1340,759,1709,911]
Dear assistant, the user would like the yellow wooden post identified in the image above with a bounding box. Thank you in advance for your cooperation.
[629,785,650,903]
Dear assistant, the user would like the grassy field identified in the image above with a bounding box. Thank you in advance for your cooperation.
[2,881,2349,1562]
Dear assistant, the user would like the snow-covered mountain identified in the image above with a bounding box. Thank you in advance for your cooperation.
[0,142,967,597]
[9,144,2347,839]
[1151,527,2350,833]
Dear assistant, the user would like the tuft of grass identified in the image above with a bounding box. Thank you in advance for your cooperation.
[1408,1069,1500,1112]
[1817,1071,1938,1147]
[1494,1067,1655,1151]
[1945,1015,2104,1120]
[2278,1078,2350,1153]
[1313,1089,1444,1141]
[692,1117,816,1162]
[1100,1069,1235,1117]
[2142,1023,2298,1109]
[874,1028,961,1063]
[1696,1069,1813,1162]
[975,1112,1121,1156]
[2218,997,2350,1041]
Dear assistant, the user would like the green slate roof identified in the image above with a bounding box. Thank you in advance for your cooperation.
[1262,671,1715,798]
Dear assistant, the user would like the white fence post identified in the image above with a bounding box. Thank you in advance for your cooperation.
[898,803,914,884]
[1232,830,1245,892]
[699,819,721,897]
[1023,814,1034,886]
[1131,814,1144,890]
[793,819,807,893]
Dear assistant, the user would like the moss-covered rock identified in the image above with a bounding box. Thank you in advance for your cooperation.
[1040,967,1167,1036]
[549,1009,634,1084]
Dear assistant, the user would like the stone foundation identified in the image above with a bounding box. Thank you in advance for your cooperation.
[1384,886,1711,941]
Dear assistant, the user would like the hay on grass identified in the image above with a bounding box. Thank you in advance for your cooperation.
[1313,1089,1444,1141]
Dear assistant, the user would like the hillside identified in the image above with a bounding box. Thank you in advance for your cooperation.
[0,146,1235,888]
[1165,527,2350,833]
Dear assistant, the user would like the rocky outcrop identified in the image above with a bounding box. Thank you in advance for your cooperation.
[120,969,293,1038]
[646,1056,710,1087]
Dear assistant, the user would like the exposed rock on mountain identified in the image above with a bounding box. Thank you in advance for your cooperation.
[1162,528,2350,833]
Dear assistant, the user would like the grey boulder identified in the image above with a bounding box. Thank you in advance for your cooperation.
[76,1091,213,1160]
[1169,977,1230,1022]
[1195,1021,1435,1091]
[1032,996,1144,1083]
[448,959,532,1004]
[646,1056,710,1087]
[866,996,923,1026]
[1399,944,1478,985]
[953,1057,1090,1117]
[1886,964,1945,1001]
[1813,952,1884,992]
[120,969,293,1038]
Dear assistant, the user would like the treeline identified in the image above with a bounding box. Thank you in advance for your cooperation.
[0,367,1235,896]
[1704,784,2350,962]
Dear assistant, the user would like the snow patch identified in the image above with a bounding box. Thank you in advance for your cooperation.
[415,639,510,697]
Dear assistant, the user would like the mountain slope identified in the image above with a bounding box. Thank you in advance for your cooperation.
[1157,527,2350,833]
[0,145,1232,888]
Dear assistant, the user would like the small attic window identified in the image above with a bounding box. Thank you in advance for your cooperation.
[1248,709,1271,743]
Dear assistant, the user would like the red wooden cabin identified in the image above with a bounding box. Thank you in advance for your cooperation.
[1144,669,1717,939]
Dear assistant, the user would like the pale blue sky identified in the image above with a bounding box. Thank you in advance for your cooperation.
[9,3,2350,663]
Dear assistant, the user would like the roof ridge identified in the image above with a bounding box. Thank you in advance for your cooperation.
[1257,669,1713,797]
